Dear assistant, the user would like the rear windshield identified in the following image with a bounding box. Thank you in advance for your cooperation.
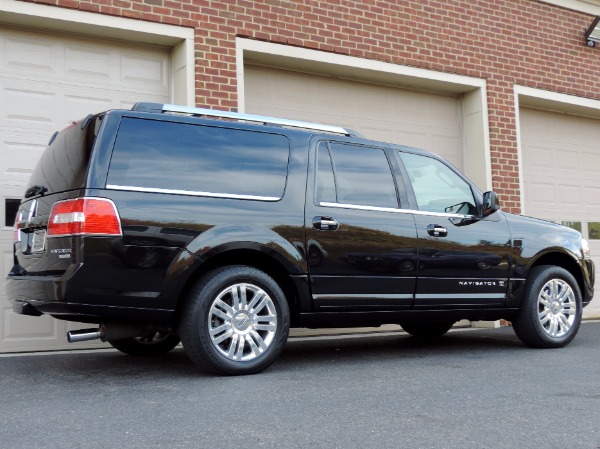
[106,118,290,200]
[27,116,99,195]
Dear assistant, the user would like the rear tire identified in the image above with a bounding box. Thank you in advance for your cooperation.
[512,265,582,348]
[180,266,290,375]
[109,332,180,356]
[400,321,454,338]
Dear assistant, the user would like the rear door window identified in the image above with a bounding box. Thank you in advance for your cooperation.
[316,142,398,209]
[107,118,290,200]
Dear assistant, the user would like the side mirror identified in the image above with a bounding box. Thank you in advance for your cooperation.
[482,191,500,217]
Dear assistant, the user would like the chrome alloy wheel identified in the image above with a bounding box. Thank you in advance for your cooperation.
[208,283,277,361]
[537,278,577,338]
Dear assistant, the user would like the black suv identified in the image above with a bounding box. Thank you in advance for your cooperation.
[7,103,595,375]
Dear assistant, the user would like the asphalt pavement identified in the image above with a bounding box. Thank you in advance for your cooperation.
[1,322,599,449]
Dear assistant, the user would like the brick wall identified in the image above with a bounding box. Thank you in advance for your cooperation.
[21,0,600,212]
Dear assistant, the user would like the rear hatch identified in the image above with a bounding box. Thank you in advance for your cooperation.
[12,115,101,275]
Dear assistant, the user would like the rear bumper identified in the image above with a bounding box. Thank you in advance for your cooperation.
[6,272,175,323]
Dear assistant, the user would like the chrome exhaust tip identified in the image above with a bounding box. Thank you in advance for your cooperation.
[67,329,102,343]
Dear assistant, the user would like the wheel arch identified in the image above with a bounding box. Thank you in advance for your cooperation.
[174,247,304,328]
[527,250,585,299]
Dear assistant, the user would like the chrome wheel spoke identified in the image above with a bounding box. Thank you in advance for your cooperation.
[210,325,234,345]
[550,280,559,299]
[251,296,269,314]
[249,330,268,351]
[537,278,576,339]
[563,302,576,314]
[548,317,558,337]
[539,309,551,325]
[231,286,241,310]
[227,334,240,359]
[556,286,570,302]
[214,299,234,317]
[247,292,266,312]
[239,285,248,309]
[234,335,245,360]
[246,332,263,357]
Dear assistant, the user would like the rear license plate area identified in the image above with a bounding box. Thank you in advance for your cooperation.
[31,229,46,253]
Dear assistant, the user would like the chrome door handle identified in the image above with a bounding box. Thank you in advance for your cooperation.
[427,224,448,237]
[313,216,339,231]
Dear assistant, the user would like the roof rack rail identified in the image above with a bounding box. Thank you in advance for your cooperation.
[131,102,362,137]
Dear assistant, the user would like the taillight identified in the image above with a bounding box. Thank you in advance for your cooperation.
[13,210,23,242]
[48,197,122,237]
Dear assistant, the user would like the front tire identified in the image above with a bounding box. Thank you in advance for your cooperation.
[180,266,290,375]
[512,265,582,348]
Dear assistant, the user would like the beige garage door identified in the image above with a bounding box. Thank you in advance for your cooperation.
[0,27,171,352]
[520,107,600,318]
[244,65,463,169]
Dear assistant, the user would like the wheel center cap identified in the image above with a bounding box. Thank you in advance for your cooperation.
[551,301,561,313]
[233,312,252,332]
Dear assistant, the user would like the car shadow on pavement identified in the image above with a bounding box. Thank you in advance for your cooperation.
[1,325,584,379]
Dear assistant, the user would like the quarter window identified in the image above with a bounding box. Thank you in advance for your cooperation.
[108,118,290,199]
[316,142,398,209]
[399,152,476,215]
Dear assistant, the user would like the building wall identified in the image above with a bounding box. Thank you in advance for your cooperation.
[19,0,600,213]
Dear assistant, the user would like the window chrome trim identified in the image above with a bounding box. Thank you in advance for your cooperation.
[106,184,280,201]
[415,293,506,299]
[313,294,414,300]
[319,201,474,219]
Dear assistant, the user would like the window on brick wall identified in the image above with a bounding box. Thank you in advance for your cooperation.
[5,199,20,227]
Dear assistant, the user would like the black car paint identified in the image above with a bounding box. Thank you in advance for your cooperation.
[6,109,594,331]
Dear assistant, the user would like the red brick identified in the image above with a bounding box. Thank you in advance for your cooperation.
[16,0,600,211]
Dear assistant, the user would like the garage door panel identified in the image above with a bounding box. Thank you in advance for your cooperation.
[1,139,44,181]
[245,65,462,167]
[3,308,58,340]
[584,186,600,207]
[527,181,555,207]
[577,122,600,140]
[2,34,57,73]
[556,184,581,205]
[1,28,170,96]
[523,143,554,169]
[63,95,113,121]
[2,84,58,128]
[432,134,461,167]
[554,149,579,170]
[65,45,113,79]
[0,27,171,352]
[120,52,169,88]
[521,108,600,318]
[582,151,600,173]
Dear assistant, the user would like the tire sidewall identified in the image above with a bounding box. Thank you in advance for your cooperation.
[182,266,290,375]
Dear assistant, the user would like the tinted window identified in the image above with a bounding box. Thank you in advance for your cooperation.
[316,142,397,209]
[108,118,290,199]
[27,116,98,195]
[316,142,337,204]
[399,152,476,214]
